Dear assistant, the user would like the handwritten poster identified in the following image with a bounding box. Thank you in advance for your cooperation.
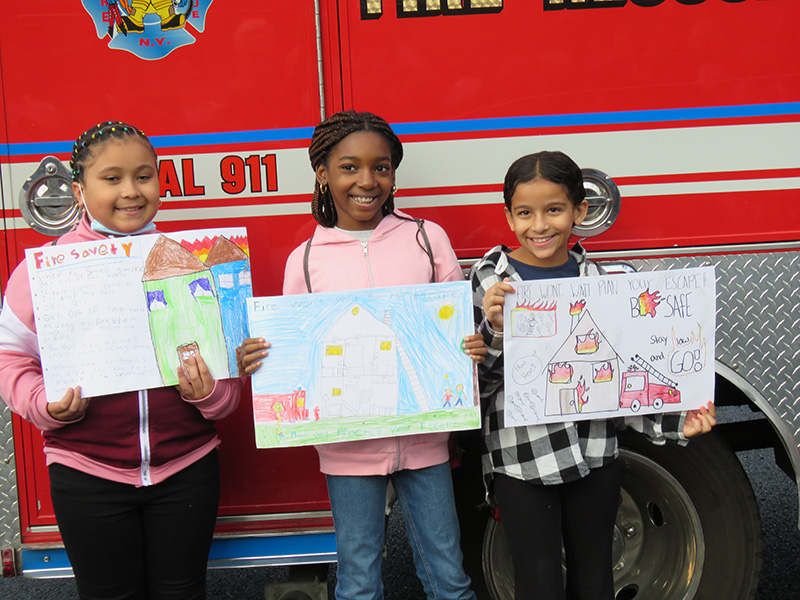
[27,228,251,401]
[503,267,716,426]
[247,281,480,448]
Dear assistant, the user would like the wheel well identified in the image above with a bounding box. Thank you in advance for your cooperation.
[714,365,796,482]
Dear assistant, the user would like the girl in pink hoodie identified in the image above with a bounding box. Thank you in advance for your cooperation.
[240,110,484,600]
[0,122,242,599]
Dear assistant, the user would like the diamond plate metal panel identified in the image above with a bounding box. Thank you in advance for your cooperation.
[623,250,800,452]
[0,402,21,551]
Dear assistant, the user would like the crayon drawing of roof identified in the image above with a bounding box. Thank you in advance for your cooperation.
[142,236,207,281]
[205,236,248,266]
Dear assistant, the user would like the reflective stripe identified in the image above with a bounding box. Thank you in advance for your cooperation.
[0,301,39,357]
[139,390,152,486]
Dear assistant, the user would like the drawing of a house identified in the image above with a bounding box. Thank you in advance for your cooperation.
[545,310,621,416]
[319,305,399,418]
[142,236,228,383]
[205,236,252,374]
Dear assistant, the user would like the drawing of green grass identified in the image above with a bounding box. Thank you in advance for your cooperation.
[255,408,480,448]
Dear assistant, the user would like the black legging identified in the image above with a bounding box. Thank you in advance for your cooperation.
[494,460,621,600]
[49,451,220,600]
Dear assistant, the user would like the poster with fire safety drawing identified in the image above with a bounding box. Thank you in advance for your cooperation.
[246,281,480,448]
[502,266,716,427]
[26,228,251,401]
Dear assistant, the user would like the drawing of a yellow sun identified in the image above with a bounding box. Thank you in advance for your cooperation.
[352,307,360,315]
[438,304,455,320]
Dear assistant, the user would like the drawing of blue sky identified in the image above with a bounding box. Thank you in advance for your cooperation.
[247,281,474,416]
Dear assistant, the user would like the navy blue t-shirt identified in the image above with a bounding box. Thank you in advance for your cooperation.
[507,254,579,281]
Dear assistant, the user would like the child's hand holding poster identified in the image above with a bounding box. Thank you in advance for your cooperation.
[27,228,251,401]
[502,266,715,427]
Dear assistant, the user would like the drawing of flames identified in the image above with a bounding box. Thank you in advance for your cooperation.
[549,362,574,383]
[181,235,250,262]
[593,361,614,383]
[569,299,586,331]
[576,376,589,412]
[570,300,586,316]
[511,299,557,337]
[575,329,600,354]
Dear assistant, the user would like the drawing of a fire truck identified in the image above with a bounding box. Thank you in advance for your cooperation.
[620,355,681,412]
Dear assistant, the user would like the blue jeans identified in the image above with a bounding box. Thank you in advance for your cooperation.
[326,461,476,600]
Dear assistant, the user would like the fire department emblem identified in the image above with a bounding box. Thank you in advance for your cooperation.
[81,0,213,60]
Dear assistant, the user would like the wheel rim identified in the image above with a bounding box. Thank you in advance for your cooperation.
[481,449,704,600]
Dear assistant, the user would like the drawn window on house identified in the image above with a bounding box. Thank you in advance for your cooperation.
[189,277,215,300]
[625,374,646,391]
[332,388,342,396]
[326,345,343,356]
[218,273,234,289]
[147,290,168,311]
[380,340,392,350]
[593,361,614,383]
[238,270,252,286]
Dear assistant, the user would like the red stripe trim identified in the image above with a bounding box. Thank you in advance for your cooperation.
[400,184,502,197]
[160,194,310,210]
[615,168,800,186]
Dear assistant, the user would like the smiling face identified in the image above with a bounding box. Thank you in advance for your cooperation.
[72,137,160,234]
[316,130,395,231]
[504,178,588,268]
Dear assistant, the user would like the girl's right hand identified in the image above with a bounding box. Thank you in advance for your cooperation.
[483,278,515,332]
[237,338,271,376]
[47,386,89,421]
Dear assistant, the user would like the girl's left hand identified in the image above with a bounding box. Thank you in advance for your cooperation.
[462,333,488,363]
[683,401,717,438]
[175,351,215,400]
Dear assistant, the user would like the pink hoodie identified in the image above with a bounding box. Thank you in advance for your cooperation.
[283,211,463,476]
[0,215,242,487]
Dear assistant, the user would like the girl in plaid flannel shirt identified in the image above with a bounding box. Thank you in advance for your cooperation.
[470,151,716,600]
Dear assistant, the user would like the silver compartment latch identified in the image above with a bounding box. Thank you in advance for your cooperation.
[575,168,621,238]
[19,156,81,236]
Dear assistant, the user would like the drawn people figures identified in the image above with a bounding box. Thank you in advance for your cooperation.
[442,387,454,408]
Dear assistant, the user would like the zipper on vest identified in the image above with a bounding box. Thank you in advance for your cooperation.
[138,390,152,486]
[362,241,375,287]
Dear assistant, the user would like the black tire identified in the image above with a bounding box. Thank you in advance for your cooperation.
[480,430,762,600]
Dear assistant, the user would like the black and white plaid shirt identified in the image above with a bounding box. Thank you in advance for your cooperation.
[470,245,686,495]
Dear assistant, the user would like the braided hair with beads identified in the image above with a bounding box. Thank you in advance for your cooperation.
[308,110,404,227]
[70,121,154,183]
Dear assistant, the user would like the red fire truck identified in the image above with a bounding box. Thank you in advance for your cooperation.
[620,355,681,411]
[1,2,798,599]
